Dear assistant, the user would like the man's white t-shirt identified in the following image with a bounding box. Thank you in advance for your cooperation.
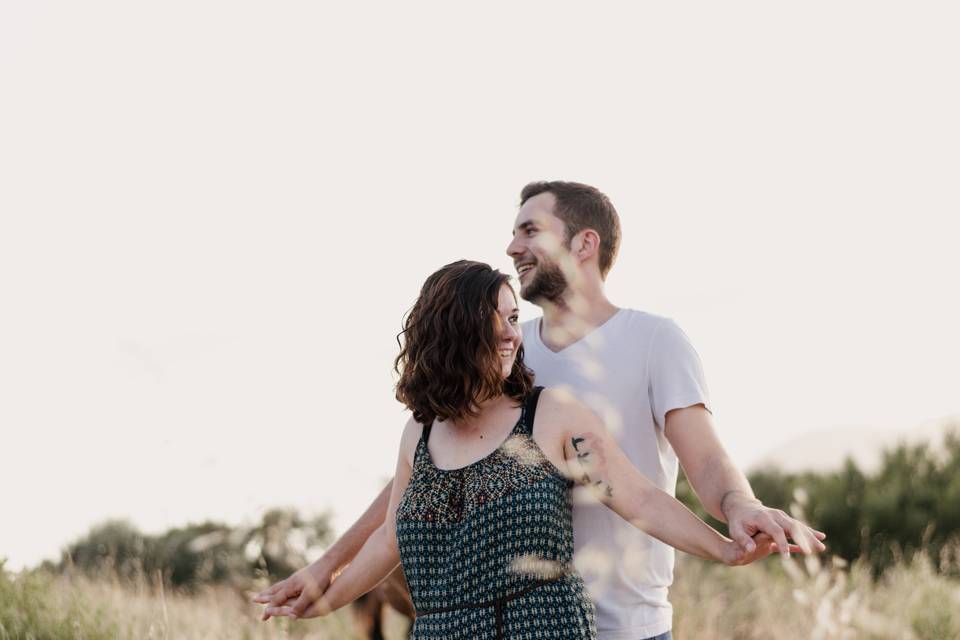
[521,309,711,640]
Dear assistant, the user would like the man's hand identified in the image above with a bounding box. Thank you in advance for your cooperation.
[721,532,804,566]
[664,406,827,559]
[722,491,827,559]
[252,559,336,621]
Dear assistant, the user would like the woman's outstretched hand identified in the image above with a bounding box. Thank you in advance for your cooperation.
[260,598,332,621]
[252,560,335,621]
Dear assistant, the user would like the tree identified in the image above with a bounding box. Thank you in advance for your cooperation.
[57,508,333,591]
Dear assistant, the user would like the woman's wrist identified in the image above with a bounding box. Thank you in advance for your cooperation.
[314,545,348,577]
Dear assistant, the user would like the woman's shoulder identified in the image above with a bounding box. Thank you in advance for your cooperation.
[398,415,426,468]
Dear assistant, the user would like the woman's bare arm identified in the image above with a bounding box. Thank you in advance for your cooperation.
[537,389,773,565]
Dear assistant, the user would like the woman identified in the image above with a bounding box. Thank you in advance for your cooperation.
[261,260,772,639]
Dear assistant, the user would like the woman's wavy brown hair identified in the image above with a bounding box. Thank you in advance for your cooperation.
[394,260,535,426]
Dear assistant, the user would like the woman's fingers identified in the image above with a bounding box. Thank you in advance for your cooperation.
[260,593,299,621]
[252,582,283,603]
[759,512,791,558]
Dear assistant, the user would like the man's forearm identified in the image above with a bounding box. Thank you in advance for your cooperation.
[319,479,394,572]
[665,407,759,523]
[688,453,757,523]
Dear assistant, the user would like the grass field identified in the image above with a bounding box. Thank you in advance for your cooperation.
[3,553,959,640]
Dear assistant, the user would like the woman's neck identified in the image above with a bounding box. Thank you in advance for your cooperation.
[447,393,513,432]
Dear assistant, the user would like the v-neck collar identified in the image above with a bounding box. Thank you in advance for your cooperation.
[531,308,624,356]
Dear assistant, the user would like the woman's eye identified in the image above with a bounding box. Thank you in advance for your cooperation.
[509,315,519,324]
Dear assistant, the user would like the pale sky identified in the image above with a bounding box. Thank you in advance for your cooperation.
[2,1,958,572]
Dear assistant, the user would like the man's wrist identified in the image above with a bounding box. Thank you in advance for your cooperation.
[719,489,760,520]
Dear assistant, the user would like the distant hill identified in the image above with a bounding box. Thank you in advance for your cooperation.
[751,416,959,474]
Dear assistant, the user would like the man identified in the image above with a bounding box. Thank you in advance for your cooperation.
[256,181,826,639]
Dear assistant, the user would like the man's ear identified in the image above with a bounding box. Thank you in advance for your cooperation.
[573,229,601,264]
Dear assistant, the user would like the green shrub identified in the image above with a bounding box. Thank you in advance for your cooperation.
[678,425,960,577]
[56,508,333,592]
[0,562,119,640]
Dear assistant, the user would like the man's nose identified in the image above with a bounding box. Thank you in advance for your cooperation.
[506,235,523,257]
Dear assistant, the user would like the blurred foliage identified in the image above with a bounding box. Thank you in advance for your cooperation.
[672,549,960,640]
[46,508,332,592]
[677,425,960,577]
[0,556,365,640]
[0,559,119,639]
[5,550,958,640]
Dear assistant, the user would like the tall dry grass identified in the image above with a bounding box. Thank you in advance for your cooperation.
[0,567,392,640]
[3,553,960,639]
[672,551,960,639]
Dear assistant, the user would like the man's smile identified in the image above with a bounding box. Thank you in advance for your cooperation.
[516,263,535,279]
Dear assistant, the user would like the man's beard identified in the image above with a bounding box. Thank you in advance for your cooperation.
[520,257,568,305]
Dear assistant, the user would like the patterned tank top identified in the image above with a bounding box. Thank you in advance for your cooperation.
[395,387,597,640]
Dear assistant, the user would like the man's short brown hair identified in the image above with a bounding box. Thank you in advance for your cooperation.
[520,181,622,278]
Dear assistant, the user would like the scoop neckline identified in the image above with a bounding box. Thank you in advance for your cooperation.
[422,411,525,473]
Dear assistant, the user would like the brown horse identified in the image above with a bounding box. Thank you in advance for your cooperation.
[352,566,414,640]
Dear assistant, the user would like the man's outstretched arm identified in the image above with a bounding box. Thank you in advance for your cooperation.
[253,478,394,617]
[665,405,826,557]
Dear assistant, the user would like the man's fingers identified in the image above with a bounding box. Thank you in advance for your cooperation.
[757,514,790,558]
[747,533,779,561]
[781,520,814,555]
[812,529,828,550]
[773,512,826,555]
[727,521,757,553]
[733,532,756,553]
[730,504,828,558]
[752,532,774,545]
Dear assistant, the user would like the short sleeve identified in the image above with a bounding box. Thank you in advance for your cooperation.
[647,318,711,430]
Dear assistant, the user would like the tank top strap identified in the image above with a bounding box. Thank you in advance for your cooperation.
[412,420,434,468]
[516,386,545,436]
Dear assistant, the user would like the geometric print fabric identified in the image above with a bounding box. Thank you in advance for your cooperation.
[396,387,598,639]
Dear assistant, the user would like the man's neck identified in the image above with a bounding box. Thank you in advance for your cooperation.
[536,288,619,353]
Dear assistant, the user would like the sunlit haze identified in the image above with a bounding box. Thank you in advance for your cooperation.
[2,1,958,572]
